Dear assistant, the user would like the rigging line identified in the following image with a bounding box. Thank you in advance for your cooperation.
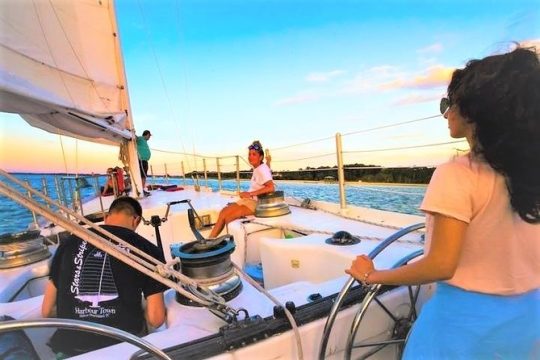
[343,140,467,153]
[32,0,76,108]
[150,147,241,159]
[356,187,425,196]
[340,165,432,170]
[271,168,337,173]
[58,135,69,175]
[271,135,334,151]
[135,0,192,170]
[75,139,79,177]
[174,0,198,173]
[272,152,336,162]
[269,114,442,152]
[239,156,251,168]
[248,166,434,174]
[341,114,441,137]
[47,0,114,113]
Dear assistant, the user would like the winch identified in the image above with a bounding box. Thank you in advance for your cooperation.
[170,209,242,305]
[0,230,51,269]
[145,201,243,306]
[255,191,291,218]
[171,235,242,305]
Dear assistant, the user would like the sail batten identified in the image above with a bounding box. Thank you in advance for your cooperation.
[0,0,131,145]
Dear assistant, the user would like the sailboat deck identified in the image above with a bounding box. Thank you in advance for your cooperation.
[0,187,427,359]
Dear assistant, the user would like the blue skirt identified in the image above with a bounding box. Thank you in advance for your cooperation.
[402,282,540,359]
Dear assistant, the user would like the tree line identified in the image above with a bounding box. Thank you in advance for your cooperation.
[195,163,435,184]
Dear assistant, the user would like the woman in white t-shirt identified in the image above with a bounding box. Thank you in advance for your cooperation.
[209,141,274,238]
[346,47,540,358]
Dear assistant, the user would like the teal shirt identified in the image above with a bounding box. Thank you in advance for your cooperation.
[136,136,151,161]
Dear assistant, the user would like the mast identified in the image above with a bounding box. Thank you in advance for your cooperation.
[109,0,143,197]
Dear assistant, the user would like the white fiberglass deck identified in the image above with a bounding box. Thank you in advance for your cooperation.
[0,186,428,359]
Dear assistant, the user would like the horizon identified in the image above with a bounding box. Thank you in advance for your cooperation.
[8,162,438,176]
[1,0,539,174]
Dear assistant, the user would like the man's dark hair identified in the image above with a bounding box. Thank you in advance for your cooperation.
[142,130,151,136]
[109,196,142,217]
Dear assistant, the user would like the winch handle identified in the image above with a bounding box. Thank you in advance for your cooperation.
[187,209,206,241]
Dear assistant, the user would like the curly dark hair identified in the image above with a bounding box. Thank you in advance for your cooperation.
[447,47,540,223]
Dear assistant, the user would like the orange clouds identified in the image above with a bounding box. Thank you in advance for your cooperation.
[1,135,118,173]
[379,65,455,90]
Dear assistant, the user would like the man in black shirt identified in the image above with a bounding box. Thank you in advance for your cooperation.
[42,197,167,356]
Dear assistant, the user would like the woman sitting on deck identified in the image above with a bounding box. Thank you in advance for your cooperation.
[347,47,540,358]
[209,140,274,238]
[101,167,125,196]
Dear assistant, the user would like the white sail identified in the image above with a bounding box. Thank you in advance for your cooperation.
[0,0,132,145]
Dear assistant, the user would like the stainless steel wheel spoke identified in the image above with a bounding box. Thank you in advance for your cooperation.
[407,285,421,320]
[354,339,405,348]
[374,296,398,323]
[320,224,425,360]
[356,343,388,360]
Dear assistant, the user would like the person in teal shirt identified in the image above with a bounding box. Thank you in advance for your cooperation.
[136,130,152,196]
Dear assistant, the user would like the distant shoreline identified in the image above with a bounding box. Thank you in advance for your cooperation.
[9,172,427,187]
[275,179,426,187]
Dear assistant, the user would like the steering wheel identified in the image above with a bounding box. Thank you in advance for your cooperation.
[318,222,425,360]
[0,318,171,360]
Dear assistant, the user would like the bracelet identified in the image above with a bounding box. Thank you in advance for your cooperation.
[363,270,374,284]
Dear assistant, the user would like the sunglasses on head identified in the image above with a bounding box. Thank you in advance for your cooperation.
[249,143,262,151]
[440,97,452,115]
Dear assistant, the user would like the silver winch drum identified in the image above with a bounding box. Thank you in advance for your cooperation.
[170,236,242,305]
[255,191,291,218]
[0,230,51,269]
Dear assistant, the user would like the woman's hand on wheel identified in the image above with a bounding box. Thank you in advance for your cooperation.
[346,255,375,284]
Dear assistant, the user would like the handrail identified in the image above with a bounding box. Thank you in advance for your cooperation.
[271,152,336,163]
[343,139,467,154]
[341,114,441,137]
[0,318,171,360]
[150,148,240,159]
[131,124,460,200]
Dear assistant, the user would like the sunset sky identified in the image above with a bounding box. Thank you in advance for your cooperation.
[1,0,539,174]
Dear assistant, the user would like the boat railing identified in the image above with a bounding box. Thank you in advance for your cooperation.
[149,153,430,209]
[0,169,252,324]
[12,173,117,226]
[148,113,466,212]
[149,154,250,193]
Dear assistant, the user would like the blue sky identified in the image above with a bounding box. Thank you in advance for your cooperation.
[1,0,539,174]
